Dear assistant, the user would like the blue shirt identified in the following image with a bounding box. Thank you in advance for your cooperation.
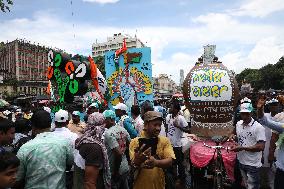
[118,115,138,139]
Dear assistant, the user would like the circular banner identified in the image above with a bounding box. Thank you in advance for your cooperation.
[183,63,239,137]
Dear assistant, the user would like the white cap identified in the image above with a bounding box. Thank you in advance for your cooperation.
[55,109,69,123]
[266,98,279,105]
[43,107,51,113]
[113,103,127,111]
[240,102,253,113]
[240,97,251,104]
[72,111,81,116]
[89,102,99,108]
[3,110,11,116]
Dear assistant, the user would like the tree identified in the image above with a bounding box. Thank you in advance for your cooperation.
[244,69,262,90]
[94,55,106,77]
[235,68,256,88]
[280,79,284,88]
[0,0,13,12]
[236,56,284,90]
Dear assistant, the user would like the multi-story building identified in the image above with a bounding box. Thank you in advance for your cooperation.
[0,39,62,96]
[92,33,145,57]
[153,74,177,97]
[180,69,184,86]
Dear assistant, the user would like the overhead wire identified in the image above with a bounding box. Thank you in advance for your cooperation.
[70,0,76,52]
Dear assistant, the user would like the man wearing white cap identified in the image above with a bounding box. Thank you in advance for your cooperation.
[68,111,86,136]
[53,109,78,149]
[53,109,78,189]
[15,109,23,121]
[114,103,138,139]
[257,97,284,189]
[259,98,280,188]
[3,110,12,121]
[230,98,266,189]
[84,102,99,122]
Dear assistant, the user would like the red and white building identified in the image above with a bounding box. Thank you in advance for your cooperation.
[0,39,62,95]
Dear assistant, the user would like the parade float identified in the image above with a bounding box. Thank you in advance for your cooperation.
[46,39,153,112]
[46,50,108,112]
[183,45,239,188]
[183,45,239,137]
[105,39,153,109]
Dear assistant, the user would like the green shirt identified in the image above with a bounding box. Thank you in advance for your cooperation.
[104,125,131,175]
[16,132,74,189]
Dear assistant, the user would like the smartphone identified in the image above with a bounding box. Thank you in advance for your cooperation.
[138,137,158,156]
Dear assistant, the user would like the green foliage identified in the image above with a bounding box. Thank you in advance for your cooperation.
[94,55,106,77]
[236,56,284,90]
[0,0,13,12]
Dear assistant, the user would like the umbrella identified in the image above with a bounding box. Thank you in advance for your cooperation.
[173,93,183,98]
[0,99,10,107]
[39,100,49,104]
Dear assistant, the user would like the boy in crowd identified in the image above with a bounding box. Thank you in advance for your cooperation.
[0,118,15,153]
[0,151,20,189]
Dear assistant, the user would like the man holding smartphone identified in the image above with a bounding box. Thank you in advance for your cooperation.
[129,111,175,189]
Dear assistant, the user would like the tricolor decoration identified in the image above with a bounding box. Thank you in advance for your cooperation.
[46,50,107,112]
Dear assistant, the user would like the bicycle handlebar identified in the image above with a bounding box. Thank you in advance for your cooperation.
[203,142,230,151]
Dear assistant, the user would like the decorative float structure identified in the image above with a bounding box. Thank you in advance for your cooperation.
[183,45,239,137]
[105,39,153,109]
[46,50,107,112]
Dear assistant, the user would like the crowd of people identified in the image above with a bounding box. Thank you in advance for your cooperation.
[0,92,284,189]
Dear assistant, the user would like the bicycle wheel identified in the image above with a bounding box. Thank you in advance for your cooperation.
[214,171,223,189]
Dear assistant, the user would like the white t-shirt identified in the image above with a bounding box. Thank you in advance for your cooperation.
[53,127,78,149]
[181,106,191,123]
[134,115,144,136]
[236,118,266,168]
[166,114,188,147]
[262,113,273,167]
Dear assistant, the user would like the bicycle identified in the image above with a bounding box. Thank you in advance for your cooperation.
[203,136,230,189]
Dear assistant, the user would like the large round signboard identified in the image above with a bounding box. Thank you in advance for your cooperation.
[183,60,239,137]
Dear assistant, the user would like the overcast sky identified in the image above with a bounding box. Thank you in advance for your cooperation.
[1,0,284,84]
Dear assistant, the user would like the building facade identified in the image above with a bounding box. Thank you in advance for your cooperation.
[153,74,177,97]
[0,39,61,96]
[92,33,145,57]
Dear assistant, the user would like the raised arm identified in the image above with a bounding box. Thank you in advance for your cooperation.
[84,166,99,189]
[258,116,284,134]
[257,98,284,133]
